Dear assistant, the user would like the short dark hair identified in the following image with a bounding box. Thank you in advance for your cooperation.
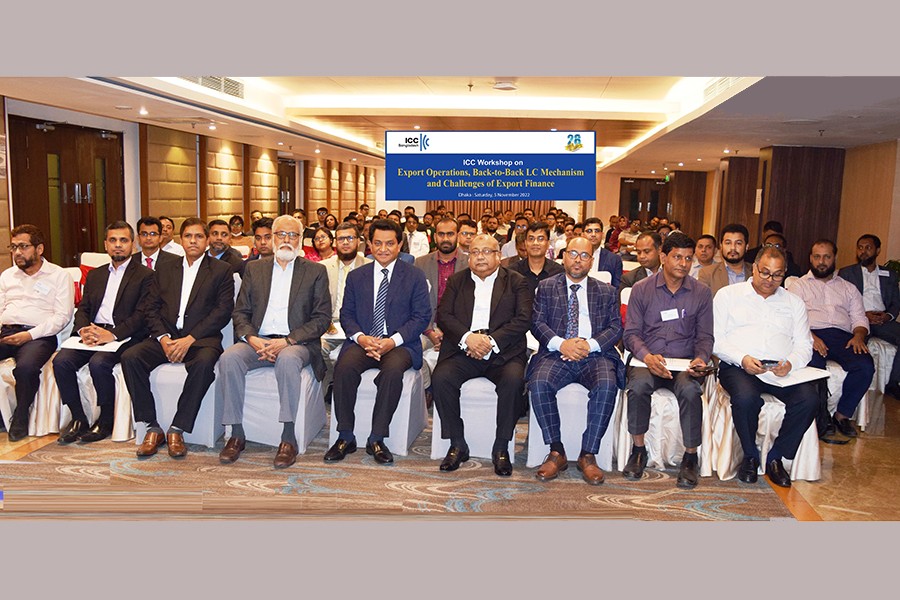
[252,217,274,233]
[208,219,228,229]
[359,203,370,210]
[105,220,134,239]
[661,232,695,254]
[458,219,478,231]
[405,214,419,225]
[764,233,787,247]
[670,220,681,230]
[857,234,882,249]
[180,217,208,237]
[763,220,784,234]
[316,207,328,213]
[720,223,749,244]
[527,221,551,238]
[11,224,45,247]
[314,226,334,242]
[810,238,837,255]
[137,216,162,234]
[369,218,403,243]
[697,234,717,247]
[583,217,603,230]
[436,217,459,230]
[159,216,175,229]
[229,215,244,227]
[755,245,786,266]
[637,231,662,250]
[335,222,359,235]
[404,205,416,212]
[457,213,471,220]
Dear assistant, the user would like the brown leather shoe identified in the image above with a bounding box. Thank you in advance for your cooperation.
[576,453,605,485]
[136,430,166,458]
[536,450,568,481]
[219,437,246,464]
[274,441,298,469]
[167,431,187,459]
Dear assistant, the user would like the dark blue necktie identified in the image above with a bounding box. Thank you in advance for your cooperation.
[371,268,389,336]
[566,284,580,338]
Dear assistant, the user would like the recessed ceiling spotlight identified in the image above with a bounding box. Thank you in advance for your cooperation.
[651,170,656,174]
[678,162,684,167]
[277,142,284,146]
[314,148,321,154]
[139,107,149,116]
[723,149,730,154]
[697,158,702,161]
[664,167,668,171]
[208,125,216,131]
[413,125,420,130]
[351,158,357,162]
[550,128,557,132]
[492,81,518,91]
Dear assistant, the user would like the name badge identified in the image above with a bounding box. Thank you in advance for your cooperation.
[660,308,679,322]
[33,281,51,296]
[878,269,891,277]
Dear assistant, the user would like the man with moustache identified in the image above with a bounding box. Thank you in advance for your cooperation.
[789,240,875,437]
[689,234,719,279]
[216,215,331,467]
[325,219,431,464]
[53,221,154,444]
[501,216,529,259]
[583,217,623,289]
[457,219,479,259]
[135,216,180,271]
[121,218,235,459]
[159,216,185,257]
[527,237,625,485]
[509,221,564,293]
[622,233,713,488]
[431,234,532,476]
[0,225,74,441]
[839,234,900,399]
[698,224,753,296]
[618,232,662,294]
[207,219,245,275]
[244,217,275,268]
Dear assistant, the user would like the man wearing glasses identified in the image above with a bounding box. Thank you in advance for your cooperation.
[788,240,874,438]
[583,217,623,289]
[134,216,180,271]
[713,246,818,487]
[217,215,332,468]
[527,237,625,485]
[0,225,74,441]
[509,221,564,293]
[456,219,479,259]
[431,234,532,476]
[501,216,529,259]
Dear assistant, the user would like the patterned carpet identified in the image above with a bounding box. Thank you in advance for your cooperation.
[0,414,792,520]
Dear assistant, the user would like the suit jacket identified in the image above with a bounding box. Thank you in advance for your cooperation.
[838,263,900,320]
[338,258,432,370]
[527,273,625,388]
[74,257,155,342]
[133,249,179,272]
[593,247,624,290]
[697,261,752,297]
[234,256,333,381]
[144,254,235,349]
[321,253,371,320]
[618,265,654,294]
[211,246,245,276]
[414,250,467,330]
[435,267,532,366]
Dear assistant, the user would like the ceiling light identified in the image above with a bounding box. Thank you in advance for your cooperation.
[351,158,357,162]
[208,125,216,131]
[277,142,284,146]
[678,162,684,167]
[651,170,655,174]
[663,167,668,171]
[550,128,557,132]
[697,158,702,161]
[314,148,321,154]
[492,81,518,91]
[723,149,730,154]
[413,125,420,130]
[115,105,132,111]
[139,107,149,116]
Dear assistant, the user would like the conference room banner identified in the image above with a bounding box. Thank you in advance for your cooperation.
[385,131,596,201]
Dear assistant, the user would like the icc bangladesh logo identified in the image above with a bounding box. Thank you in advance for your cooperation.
[419,134,430,151]
[565,133,583,152]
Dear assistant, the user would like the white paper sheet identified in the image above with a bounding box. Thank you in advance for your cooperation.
[756,366,830,387]
[60,336,130,353]
[629,357,694,372]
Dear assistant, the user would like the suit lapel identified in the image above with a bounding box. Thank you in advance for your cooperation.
[256,259,274,323]
[288,259,304,308]
[489,268,506,315]
[90,267,111,319]
[113,258,137,307]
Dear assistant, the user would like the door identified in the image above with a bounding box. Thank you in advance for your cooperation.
[619,177,669,224]
[278,159,296,216]
[8,115,125,267]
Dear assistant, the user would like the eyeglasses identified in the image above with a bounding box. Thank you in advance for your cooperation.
[757,269,786,282]
[468,248,499,257]
[8,243,33,252]
[336,235,357,243]
[459,231,476,237]
[564,249,593,261]
[138,231,159,238]
[526,236,547,243]
[763,242,784,249]
[274,231,301,240]
[313,236,332,243]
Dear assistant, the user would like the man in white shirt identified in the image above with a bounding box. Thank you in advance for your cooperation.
[713,246,818,488]
[690,234,719,279]
[501,216,529,259]
[159,216,185,257]
[0,225,74,441]
[403,214,430,258]
[216,215,331,468]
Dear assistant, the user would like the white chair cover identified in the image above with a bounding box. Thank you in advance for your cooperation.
[431,377,517,460]
[0,357,60,436]
[588,271,612,284]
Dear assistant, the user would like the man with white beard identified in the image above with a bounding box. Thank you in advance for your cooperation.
[215,215,332,468]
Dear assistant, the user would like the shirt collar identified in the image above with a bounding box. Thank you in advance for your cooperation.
[471,268,500,286]
[375,258,398,277]
[182,255,204,271]
[108,256,131,273]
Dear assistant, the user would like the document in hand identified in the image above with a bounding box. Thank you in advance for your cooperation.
[756,366,830,387]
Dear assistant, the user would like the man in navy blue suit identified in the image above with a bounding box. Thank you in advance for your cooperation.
[325,219,431,464]
[527,236,625,485]
[583,217,623,289]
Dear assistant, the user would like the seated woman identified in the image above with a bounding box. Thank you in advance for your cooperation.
[229,215,247,241]
[304,226,335,262]
[324,213,339,233]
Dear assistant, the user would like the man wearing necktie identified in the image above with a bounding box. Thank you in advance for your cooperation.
[527,236,625,485]
[134,216,180,272]
[325,219,431,464]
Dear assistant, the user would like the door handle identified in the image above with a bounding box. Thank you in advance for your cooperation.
[74,183,82,204]
[86,183,93,204]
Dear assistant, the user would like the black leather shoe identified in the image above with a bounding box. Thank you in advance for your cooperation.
[622,447,648,480]
[439,446,469,472]
[324,438,357,462]
[7,419,28,442]
[78,422,113,444]
[58,418,89,445]
[676,453,699,489]
[366,440,394,464]
[737,456,760,484]
[885,381,900,400]
[492,449,513,477]
[833,415,858,438]
[766,459,792,488]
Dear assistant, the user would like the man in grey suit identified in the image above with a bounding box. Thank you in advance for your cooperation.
[618,232,661,295]
[697,223,753,296]
[216,215,332,468]
[839,233,900,399]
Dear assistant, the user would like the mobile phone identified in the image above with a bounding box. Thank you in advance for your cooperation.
[760,359,780,370]
[692,365,717,375]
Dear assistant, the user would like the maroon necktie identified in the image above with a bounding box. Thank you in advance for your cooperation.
[146,257,153,269]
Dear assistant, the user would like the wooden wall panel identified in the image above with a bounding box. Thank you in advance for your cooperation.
[668,170,706,239]
[716,156,760,240]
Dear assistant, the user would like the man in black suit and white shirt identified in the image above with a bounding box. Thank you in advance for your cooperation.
[839,233,900,399]
[431,234,533,476]
[121,217,235,460]
[207,219,246,275]
[53,221,155,444]
[135,216,179,271]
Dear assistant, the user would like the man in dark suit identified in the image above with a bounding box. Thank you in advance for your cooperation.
[618,232,661,294]
[208,219,246,275]
[216,215,332,468]
[121,217,235,459]
[583,217,623,289]
[432,234,532,476]
[244,217,274,267]
[839,233,900,399]
[135,216,180,271]
[325,219,431,464]
[527,236,625,485]
[53,221,155,444]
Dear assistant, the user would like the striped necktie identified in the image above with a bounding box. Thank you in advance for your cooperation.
[371,268,389,336]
